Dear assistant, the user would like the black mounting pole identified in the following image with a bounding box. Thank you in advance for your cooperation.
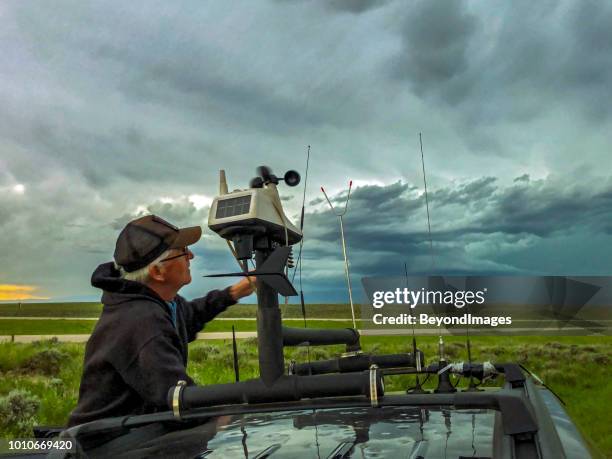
[434,363,457,394]
[255,244,285,386]
[232,325,240,383]
[434,337,456,394]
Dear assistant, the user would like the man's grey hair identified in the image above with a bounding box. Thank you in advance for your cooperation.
[115,249,171,284]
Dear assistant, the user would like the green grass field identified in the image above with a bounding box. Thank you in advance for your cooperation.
[0,302,361,318]
[0,336,610,456]
[0,302,361,335]
[0,318,357,335]
[0,302,104,317]
[3,302,607,336]
[0,302,610,456]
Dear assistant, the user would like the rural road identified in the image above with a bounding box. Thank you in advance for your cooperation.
[0,317,352,321]
[3,317,609,322]
[1,326,605,343]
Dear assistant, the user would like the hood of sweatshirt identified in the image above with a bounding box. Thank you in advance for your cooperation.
[91,261,167,308]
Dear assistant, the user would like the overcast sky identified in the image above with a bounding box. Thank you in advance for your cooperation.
[1,0,611,305]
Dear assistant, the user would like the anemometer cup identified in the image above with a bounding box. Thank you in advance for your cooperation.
[250,177,264,188]
[283,170,301,187]
[256,166,273,180]
[251,166,300,187]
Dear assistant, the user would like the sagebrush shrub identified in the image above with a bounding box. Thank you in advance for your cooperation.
[0,390,40,437]
[21,349,69,376]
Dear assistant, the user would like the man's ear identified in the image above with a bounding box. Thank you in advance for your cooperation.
[148,264,165,282]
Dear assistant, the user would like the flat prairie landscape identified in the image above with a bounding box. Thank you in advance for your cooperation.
[0,303,610,456]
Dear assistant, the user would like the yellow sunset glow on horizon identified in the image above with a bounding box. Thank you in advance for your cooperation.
[0,284,49,301]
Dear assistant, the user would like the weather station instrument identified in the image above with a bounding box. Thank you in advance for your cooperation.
[205,165,367,386]
[208,166,302,262]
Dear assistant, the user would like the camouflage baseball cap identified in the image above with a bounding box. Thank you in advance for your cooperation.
[114,215,201,272]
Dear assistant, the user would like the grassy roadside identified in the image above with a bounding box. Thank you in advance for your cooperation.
[0,336,610,456]
[0,319,358,335]
[0,303,103,317]
[0,302,357,319]
[2,317,608,336]
[0,320,97,335]
[5,302,609,320]
[0,301,358,335]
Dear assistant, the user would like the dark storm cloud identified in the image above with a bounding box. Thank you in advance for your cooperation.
[429,175,612,238]
[1,112,229,189]
[309,197,325,206]
[390,1,478,101]
[301,176,612,281]
[2,0,383,198]
[479,1,612,122]
[82,248,107,255]
[123,66,333,135]
[111,197,208,230]
[309,177,508,250]
[485,177,612,237]
[389,0,612,126]
[324,182,419,213]
[308,181,421,241]
[350,181,416,206]
[567,2,612,85]
[326,0,390,14]
[2,0,611,302]
[82,10,372,136]
[429,177,497,206]
[561,1,612,120]
[514,174,530,183]
[274,0,389,15]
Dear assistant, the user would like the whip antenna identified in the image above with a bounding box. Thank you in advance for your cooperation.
[321,182,356,329]
[405,262,427,394]
[419,133,435,270]
[464,299,482,391]
[419,133,443,352]
[289,146,311,330]
[231,325,240,382]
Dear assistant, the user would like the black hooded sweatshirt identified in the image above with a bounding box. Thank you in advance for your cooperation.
[67,262,235,427]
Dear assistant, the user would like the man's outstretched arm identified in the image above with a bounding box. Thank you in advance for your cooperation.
[181,277,256,341]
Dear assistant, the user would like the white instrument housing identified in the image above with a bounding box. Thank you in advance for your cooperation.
[208,182,302,245]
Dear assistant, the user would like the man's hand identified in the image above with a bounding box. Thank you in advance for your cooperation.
[229,276,257,301]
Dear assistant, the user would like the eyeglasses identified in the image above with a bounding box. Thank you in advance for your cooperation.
[160,247,190,263]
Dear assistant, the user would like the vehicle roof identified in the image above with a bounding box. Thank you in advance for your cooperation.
[85,406,497,458]
[57,367,594,459]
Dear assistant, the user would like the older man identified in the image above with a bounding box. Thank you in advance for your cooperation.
[68,215,254,427]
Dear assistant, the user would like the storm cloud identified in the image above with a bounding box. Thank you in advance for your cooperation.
[298,175,612,301]
[1,0,611,303]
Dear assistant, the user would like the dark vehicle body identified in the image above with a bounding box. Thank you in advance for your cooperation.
[62,389,593,458]
[1,369,595,459]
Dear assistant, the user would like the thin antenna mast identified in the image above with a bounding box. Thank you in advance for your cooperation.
[321,182,356,329]
[231,325,239,382]
[419,132,443,353]
[419,133,435,270]
[405,262,426,394]
[288,145,311,330]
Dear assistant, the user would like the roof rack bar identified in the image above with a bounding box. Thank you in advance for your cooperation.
[282,326,360,348]
[169,371,384,410]
[291,352,423,376]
